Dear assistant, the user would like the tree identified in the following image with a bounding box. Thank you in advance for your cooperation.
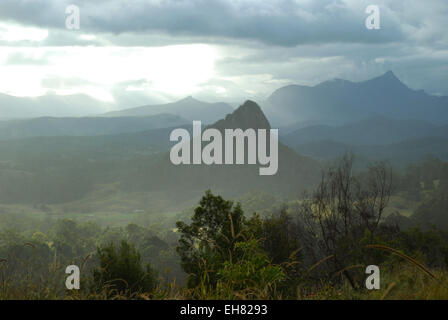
[298,154,392,288]
[176,190,247,287]
[51,219,99,263]
[92,240,157,296]
[252,210,304,295]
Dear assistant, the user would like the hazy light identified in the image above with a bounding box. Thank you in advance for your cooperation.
[0,22,48,42]
[79,34,97,41]
[0,44,217,102]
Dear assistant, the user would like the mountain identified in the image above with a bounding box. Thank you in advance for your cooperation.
[103,96,234,124]
[278,120,337,136]
[0,101,321,206]
[264,71,448,126]
[0,93,110,119]
[281,115,448,164]
[282,115,437,146]
[212,100,271,130]
[292,137,448,165]
[0,113,189,140]
[141,100,322,199]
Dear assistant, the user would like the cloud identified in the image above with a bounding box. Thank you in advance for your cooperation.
[0,0,407,46]
[0,0,447,103]
[1,1,446,49]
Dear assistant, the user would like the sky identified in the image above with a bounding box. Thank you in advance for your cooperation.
[0,0,447,110]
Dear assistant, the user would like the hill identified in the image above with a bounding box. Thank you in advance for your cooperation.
[287,137,448,165]
[282,115,437,146]
[103,96,234,124]
[281,115,448,164]
[0,113,189,140]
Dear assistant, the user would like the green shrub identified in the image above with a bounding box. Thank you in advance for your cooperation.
[92,240,157,297]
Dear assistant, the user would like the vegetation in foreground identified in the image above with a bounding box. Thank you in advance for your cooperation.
[1,156,448,300]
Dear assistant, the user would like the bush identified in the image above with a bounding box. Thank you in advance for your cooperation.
[92,240,157,297]
[217,239,285,297]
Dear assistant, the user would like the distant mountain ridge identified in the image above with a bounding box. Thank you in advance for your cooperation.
[103,96,234,124]
[281,115,448,164]
[282,115,443,146]
[291,137,448,165]
[0,113,189,140]
[264,71,448,126]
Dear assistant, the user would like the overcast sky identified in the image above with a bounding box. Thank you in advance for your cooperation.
[0,0,447,109]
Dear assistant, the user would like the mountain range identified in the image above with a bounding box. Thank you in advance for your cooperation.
[0,113,189,140]
[2,71,447,129]
[290,137,448,165]
[1,71,447,167]
[0,101,321,207]
[0,96,232,140]
[280,115,448,164]
[282,115,448,146]
[264,71,448,126]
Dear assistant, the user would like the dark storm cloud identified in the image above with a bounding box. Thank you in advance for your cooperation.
[0,1,447,97]
[0,0,405,46]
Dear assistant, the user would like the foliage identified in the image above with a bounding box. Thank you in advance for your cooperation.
[176,190,247,287]
[216,239,285,298]
[297,155,393,288]
[92,240,157,297]
[2,156,448,300]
